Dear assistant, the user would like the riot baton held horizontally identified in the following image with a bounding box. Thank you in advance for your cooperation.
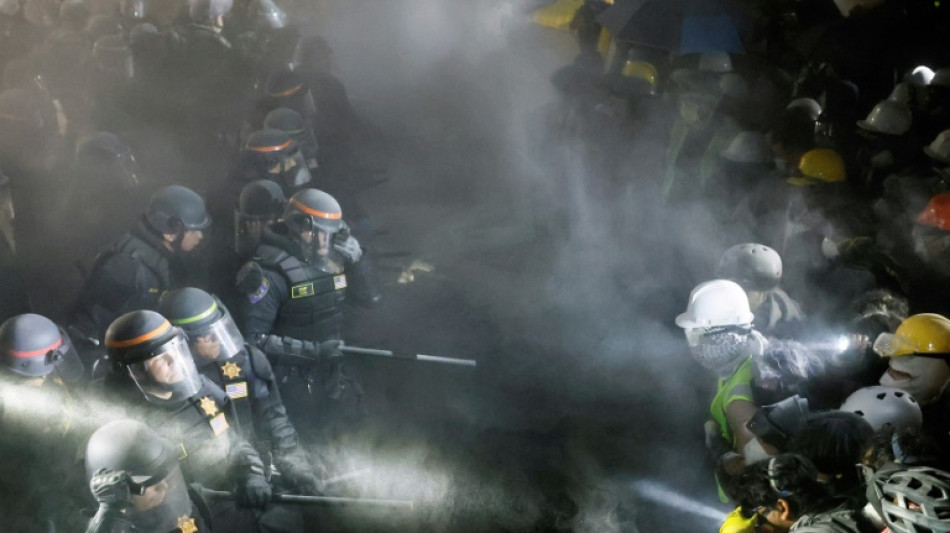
[198,489,415,510]
[339,344,477,367]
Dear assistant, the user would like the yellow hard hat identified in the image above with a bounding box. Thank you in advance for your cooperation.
[720,507,757,533]
[873,313,950,357]
[621,60,658,87]
[787,148,846,186]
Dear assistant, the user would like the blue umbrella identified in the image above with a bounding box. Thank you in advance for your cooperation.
[597,0,744,54]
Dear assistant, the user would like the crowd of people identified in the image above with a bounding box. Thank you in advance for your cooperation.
[3,0,950,530]
[534,0,950,531]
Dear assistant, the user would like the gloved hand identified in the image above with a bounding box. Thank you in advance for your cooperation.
[332,223,362,263]
[89,468,134,508]
[704,420,733,463]
[319,339,342,360]
[277,452,323,496]
[236,472,272,508]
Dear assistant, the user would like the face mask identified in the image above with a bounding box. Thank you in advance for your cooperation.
[688,329,762,376]
[879,355,950,405]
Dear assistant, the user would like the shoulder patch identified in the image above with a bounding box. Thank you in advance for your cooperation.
[291,282,315,298]
[248,277,270,303]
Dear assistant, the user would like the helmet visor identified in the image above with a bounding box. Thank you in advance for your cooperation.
[186,314,244,365]
[128,466,193,533]
[127,335,202,403]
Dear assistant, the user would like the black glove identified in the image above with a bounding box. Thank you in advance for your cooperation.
[89,468,133,508]
[332,223,362,263]
[319,339,342,360]
[277,451,323,496]
[236,471,272,508]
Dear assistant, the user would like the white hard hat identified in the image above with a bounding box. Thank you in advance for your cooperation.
[887,82,912,106]
[857,99,912,136]
[675,279,754,329]
[925,129,950,165]
[786,97,822,121]
[721,131,771,164]
[840,385,923,432]
[909,65,935,87]
[698,52,732,74]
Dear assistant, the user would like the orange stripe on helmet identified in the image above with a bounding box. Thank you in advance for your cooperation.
[247,138,293,153]
[10,338,62,358]
[290,198,342,220]
[106,320,172,348]
[270,84,302,98]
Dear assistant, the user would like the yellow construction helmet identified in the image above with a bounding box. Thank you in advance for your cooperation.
[719,507,757,533]
[787,148,847,186]
[621,60,658,87]
[873,313,950,358]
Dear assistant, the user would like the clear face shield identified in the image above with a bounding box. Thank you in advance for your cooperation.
[114,148,142,190]
[291,216,343,272]
[288,129,319,170]
[127,465,193,533]
[267,148,311,188]
[186,312,245,367]
[127,335,202,404]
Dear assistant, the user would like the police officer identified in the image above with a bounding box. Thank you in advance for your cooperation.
[234,129,312,193]
[158,287,321,495]
[67,185,211,346]
[237,189,379,428]
[0,313,88,531]
[103,310,272,507]
[263,108,319,171]
[84,419,217,533]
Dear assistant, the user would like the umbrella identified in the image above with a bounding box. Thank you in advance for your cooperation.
[597,0,744,53]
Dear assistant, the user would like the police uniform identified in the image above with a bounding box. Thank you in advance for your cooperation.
[69,218,174,342]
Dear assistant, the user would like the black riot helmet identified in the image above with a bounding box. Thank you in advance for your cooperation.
[251,0,287,30]
[105,310,202,404]
[159,288,245,366]
[76,131,142,190]
[93,34,134,81]
[188,0,233,26]
[85,419,192,532]
[283,188,342,234]
[264,68,316,118]
[263,107,318,169]
[282,189,343,264]
[59,0,90,32]
[145,185,211,235]
[119,0,148,23]
[242,129,311,190]
[234,179,285,257]
[0,314,83,381]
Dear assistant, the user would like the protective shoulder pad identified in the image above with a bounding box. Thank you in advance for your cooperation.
[254,244,292,269]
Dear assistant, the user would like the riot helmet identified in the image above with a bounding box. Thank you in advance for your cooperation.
[105,310,202,404]
[158,288,245,367]
[188,0,233,27]
[0,314,83,382]
[282,188,343,262]
[85,419,192,532]
[119,0,148,23]
[251,0,287,30]
[264,68,316,119]
[242,129,311,189]
[59,0,90,31]
[263,107,318,169]
[76,131,142,190]
[144,185,210,252]
[234,179,285,257]
[93,34,134,81]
